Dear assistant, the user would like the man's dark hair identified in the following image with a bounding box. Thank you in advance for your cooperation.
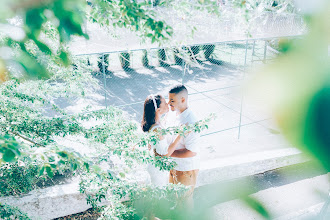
[169,84,188,94]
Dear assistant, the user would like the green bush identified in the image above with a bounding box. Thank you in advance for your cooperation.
[203,44,215,59]
[158,49,169,67]
[174,48,184,65]
[120,52,131,70]
[188,45,200,61]
[142,50,152,68]
[0,203,30,220]
[0,159,70,197]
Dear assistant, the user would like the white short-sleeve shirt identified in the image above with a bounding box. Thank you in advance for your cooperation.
[149,124,171,155]
[172,108,200,171]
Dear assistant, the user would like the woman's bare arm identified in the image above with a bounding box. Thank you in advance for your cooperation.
[163,135,183,157]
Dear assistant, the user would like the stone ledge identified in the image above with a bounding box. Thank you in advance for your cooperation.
[0,180,87,220]
[213,174,330,219]
[0,148,308,220]
[197,148,308,186]
[275,202,325,220]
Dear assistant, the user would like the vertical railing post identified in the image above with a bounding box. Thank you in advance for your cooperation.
[251,40,256,64]
[102,53,107,107]
[238,40,249,139]
[130,51,133,69]
[182,62,186,85]
[263,40,267,63]
[230,43,233,64]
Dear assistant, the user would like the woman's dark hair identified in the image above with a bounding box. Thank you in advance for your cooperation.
[141,94,162,132]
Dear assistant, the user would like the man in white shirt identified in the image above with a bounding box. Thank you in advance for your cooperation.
[168,84,200,205]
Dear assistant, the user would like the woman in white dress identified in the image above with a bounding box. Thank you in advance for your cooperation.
[141,94,183,187]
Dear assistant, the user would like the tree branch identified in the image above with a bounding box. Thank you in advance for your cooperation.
[7,130,45,147]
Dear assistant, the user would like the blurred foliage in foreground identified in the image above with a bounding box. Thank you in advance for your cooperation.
[248,0,330,172]
[3,0,329,219]
[0,0,176,81]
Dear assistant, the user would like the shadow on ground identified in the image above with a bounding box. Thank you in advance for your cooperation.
[92,61,242,121]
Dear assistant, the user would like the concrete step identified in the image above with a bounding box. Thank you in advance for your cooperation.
[0,148,310,219]
[213,174,330,220]
[197,148,308,186]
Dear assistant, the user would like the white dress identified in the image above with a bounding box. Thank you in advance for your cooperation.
[147,124,172,187]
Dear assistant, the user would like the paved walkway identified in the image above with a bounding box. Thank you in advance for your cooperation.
[64,6,306,162]
[64,57,293,162]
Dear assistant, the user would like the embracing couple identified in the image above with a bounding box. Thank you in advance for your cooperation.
[141,84,200,203]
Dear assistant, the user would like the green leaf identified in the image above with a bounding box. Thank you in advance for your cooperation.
[58,151,68,158]
[39,166,45,176]
[17,51,49,79]
[26,8,45,34]
[45,166,54,178]
[158,21,164,29]
[35,40,52,55]
[242,196,271,219]
[73,163,78,170]
[92,165,102,174]
[119,172,126,178]
[59,51,70,66]
[2,149,16,162]
[84,162,90,172]
[7,143,21,156]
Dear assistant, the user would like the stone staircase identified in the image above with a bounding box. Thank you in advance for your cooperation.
[1,148,322,220]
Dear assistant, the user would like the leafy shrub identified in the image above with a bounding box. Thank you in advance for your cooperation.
[120,53,131,70]
[0,159,71,197]
[174,48,184,66]
[158,49,169,67]
[0,203,31,220]
[203,44,215,59]
[188,45,200,61]
[142,50,151,68]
